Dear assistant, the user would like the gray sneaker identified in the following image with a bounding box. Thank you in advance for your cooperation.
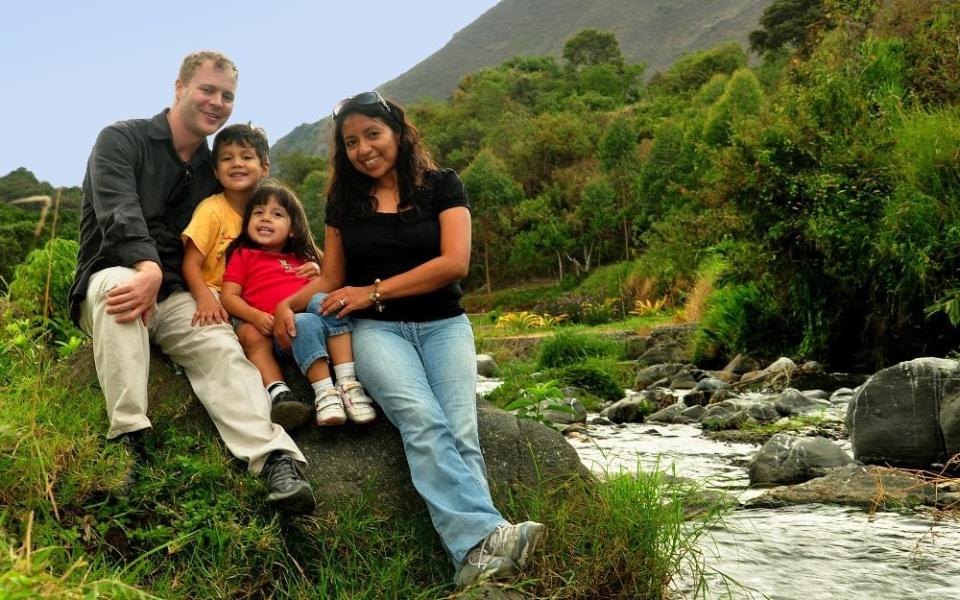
[454,542,518,588]
[481,521,546,571]
[261,452,316,516]
[270,390,313,431]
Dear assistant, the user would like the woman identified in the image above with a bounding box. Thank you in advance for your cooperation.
[274,91,544,587]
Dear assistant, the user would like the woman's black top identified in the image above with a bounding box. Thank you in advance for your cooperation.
[325,169,471,322]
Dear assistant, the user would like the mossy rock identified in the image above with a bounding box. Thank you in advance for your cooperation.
[60,345,593,512]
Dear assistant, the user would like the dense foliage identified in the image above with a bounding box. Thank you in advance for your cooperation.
[5,0,960,371]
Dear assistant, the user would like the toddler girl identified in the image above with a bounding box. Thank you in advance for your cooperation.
[221,184,376,427]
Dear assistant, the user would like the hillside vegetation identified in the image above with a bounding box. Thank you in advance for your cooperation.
[273,0,960,369]
[273,0,772,157]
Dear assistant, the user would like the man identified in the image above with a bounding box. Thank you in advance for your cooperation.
[68,50,315,515]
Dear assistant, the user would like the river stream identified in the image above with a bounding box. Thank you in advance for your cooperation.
[569,418,960,599]
[477,377,960,599]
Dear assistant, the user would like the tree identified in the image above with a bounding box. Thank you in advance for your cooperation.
[462,151,524,292]
[703,68,764,146]
[598,120,640,259]
[298,170,329,243]
[647,42,748,96]
[562,29,625,69]
[574,177,620,271]
[273,152,326,188]
[749,0,825,55]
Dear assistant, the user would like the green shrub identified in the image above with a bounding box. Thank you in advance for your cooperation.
[551,359,628,404]
[6,238,82,345]
[904,1,960,106]
[537,331,623,369]
[693,281,783,361]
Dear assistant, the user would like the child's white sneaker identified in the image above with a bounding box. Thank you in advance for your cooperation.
[338,381,377,424]
[314,387,346,426]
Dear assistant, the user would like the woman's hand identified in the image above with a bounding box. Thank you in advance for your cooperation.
[320,286,373,318]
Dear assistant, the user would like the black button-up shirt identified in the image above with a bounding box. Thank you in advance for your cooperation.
[69,109,221,324]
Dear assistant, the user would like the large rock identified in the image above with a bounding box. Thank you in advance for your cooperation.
[635,324,696,366]
[774,388,830,417]
[748,433,855,486]
[746,465,944,509]
[846,357,959,469]
[600,390,653,423]
[62,347,592,511]
[634,363,687,390]
[476,353,498,377]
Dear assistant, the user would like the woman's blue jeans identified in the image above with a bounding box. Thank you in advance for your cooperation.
[287,293,352,374]
[351,314,505,566]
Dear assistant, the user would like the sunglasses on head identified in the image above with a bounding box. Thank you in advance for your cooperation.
[332,91,392,119]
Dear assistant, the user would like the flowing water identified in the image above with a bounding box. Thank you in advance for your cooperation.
[567,418,960,599]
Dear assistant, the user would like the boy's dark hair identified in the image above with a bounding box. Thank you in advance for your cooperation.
[226,183,321,264]
[213,123,270,165]
[327,96,437,223]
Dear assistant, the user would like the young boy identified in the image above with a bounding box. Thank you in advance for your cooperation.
[181,123,316,429]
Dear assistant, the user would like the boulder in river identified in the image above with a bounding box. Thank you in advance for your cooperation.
[846,357,959,469]
[748,433,855,486]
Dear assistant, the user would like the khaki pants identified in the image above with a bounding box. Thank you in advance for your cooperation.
[79,266,304,474]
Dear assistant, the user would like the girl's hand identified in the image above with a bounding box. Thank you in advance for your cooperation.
[252,311,274,337]
[274,302,296,350]
[296,261,322,280]
[192,292,230,326]
[320,286,373,318]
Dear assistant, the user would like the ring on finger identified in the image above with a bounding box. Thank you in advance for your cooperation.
[339,298,346,307]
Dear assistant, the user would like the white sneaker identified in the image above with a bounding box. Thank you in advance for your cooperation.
[314,387,346,426]
[482,521,546,571]
[338,381,377,424]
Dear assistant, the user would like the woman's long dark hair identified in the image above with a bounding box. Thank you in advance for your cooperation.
[225,183,321,264]
[326,97,437,223]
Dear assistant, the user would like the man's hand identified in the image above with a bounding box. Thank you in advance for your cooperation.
[273,302,296,350]
[106,261,162,325]
[192,291,230,326]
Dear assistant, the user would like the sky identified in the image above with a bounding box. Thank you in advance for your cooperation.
[0,0,501,188]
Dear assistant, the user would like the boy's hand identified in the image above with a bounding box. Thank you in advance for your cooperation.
[192,292,230,326]
[274,302,296,350]
[253,311,275,337]
[296,261,321,279]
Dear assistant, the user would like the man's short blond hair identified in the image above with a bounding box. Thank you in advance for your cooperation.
[178,51,238,84]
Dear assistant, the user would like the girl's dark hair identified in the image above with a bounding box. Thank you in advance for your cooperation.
[327,97,437,223]
[226,183,321,263]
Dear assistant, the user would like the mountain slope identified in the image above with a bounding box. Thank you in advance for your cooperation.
[273,0,771,157]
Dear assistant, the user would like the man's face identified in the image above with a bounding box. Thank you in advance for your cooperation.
[173,59,237,140]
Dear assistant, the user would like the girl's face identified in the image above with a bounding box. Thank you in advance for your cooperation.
[247,196,292,253]
[340,113,399,183]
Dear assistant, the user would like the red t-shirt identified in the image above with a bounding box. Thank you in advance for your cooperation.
[223,247,308,313]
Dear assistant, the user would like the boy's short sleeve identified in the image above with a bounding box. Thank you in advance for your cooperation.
[182,198,221,257]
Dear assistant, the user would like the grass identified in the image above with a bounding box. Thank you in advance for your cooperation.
[0,338,723,599]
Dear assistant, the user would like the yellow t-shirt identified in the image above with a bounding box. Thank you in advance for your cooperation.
[182,193,244,291]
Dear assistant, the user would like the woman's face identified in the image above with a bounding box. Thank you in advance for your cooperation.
[340,112,399,183]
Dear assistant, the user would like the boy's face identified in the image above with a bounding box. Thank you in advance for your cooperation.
[214,141,269,194]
